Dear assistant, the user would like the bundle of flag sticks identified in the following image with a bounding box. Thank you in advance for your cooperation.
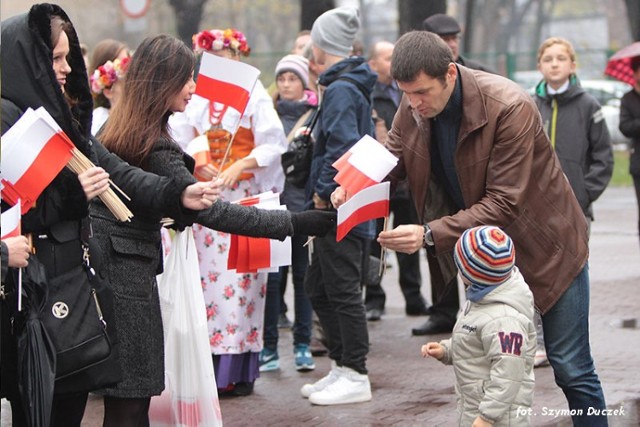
[67,147,133,221]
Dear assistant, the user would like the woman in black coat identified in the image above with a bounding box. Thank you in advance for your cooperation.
[94,35,335,426]
[1,4,220,426]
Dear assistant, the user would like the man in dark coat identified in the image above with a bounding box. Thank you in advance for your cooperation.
[619,56,640,248]
[412,13,497,336]
[422,13,495,73]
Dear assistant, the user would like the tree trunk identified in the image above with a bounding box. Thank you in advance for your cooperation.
[624,0,640,41]
[169,0,209,46]
[530,0,556,68]
[300,0,335,31]
[398,0,446,36]
[463,0,476,53]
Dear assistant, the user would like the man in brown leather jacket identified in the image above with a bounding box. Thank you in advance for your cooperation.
[352,31,607,426]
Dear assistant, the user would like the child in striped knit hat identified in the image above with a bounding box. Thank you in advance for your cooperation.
[421,226,536,427]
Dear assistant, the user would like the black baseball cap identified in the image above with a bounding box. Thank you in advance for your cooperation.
[422,14,461,36]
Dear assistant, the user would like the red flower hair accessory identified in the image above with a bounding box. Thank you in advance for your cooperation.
[90,56,131,95]
[192,28,251,57]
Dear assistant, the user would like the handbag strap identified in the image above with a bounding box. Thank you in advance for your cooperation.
[305,106,321,138]
[286,109,314,142]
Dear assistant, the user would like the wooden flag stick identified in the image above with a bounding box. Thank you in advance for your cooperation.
[302,236,315,247]
[67,148,133,221]
[216,130,238,175]
[378,216,388,277]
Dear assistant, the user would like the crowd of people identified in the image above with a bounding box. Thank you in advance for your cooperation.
[2,2,637,426]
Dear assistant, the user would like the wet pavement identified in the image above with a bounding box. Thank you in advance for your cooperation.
[2,186,639,426]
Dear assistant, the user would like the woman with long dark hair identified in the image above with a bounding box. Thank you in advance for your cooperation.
[1,4,218,426]
[94,34,334,426]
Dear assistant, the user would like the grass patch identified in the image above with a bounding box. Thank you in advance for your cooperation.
[612,148,633,187]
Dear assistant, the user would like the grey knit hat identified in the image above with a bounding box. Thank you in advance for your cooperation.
[311,6,360,58]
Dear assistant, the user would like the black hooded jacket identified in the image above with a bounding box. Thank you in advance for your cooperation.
[0,3,193,397]
[1,4,194,234]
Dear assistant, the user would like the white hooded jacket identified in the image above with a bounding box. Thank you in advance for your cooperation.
[439,268,536,426]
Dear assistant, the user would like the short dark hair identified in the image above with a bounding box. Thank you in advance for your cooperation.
[391,31,453,83]
[631,56,640,72]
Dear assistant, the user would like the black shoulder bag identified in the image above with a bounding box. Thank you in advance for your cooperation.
[281,107,321,188]
[37,220,122,390]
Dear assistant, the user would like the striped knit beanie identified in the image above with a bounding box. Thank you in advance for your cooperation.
[454,226,515,286]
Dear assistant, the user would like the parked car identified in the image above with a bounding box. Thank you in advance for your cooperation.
[581,80,633,146]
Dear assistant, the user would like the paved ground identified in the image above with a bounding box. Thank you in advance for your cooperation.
[3,186,640,426]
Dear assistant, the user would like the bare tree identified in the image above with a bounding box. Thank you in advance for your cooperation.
[300,0,335,31]
[463,0,477,53]
[169,0,209,46]
[624,0,640,40]
[398,0,446,36]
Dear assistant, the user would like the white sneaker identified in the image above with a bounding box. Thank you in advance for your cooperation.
[308,366,372,405]
[301,362,341,398]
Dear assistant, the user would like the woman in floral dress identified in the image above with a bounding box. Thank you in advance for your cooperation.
[173,28,287,396]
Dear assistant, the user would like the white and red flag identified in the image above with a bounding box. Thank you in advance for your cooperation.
[336,181,390,241]
[227,191,291,273]
[195,52,261,117]
[1,201,22,238]
[332,135,398,197]
[1,107,75,213]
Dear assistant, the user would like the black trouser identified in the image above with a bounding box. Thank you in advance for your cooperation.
[426,252,459,325]
[634,175,640,247]
[304,230,369,374]
[365,192,425,311]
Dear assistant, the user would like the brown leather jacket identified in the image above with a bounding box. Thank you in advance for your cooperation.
[386,65,589,314]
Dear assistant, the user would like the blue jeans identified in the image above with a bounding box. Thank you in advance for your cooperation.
[263,233,312,350]
[542,264,608,426]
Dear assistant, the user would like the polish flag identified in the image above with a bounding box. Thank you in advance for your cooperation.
[195,52,261,116]
[227,192,291,272]
[1,202,22,238]
[234,191,280,208]
[333,135,398,197]
[336,182,390,241]
[1,107,75,213]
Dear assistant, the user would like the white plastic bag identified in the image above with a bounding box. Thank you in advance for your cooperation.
[149,228,222,427]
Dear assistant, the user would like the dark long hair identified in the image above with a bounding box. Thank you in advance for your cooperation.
[100,35,195,167]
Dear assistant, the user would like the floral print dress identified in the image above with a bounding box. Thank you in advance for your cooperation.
[171,80,286,387]
[194,178,266,356]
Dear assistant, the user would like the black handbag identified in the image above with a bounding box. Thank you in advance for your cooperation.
[29,222,121,389]
[40,256,112,380]
[281,108,320,188]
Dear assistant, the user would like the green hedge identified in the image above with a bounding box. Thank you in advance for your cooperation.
[612,148,632,187]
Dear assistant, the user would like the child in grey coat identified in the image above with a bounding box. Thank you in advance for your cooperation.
[422,226,536,426]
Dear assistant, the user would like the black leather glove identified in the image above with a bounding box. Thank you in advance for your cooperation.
[290,210,337,237]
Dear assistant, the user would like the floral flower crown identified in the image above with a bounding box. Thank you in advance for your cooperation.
[90,56,131,95]
[192,28,251,57]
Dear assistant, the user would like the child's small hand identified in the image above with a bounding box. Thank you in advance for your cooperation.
[421,342,444,360]
[472,416,493,427]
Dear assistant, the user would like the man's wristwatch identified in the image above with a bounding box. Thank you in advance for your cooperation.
[423,224,434,247]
